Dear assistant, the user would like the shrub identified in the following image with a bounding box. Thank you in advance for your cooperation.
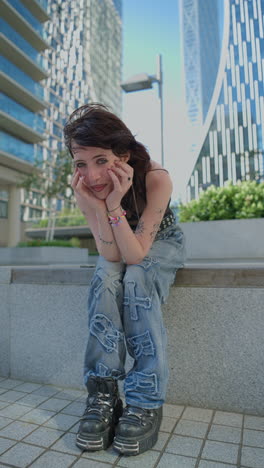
[17,237,81,247]
[179,181,264,222]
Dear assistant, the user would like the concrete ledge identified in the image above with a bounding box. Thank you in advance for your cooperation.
[7,264,264,288]
[1,264,264,415]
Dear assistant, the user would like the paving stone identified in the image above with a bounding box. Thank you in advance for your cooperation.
[0,402,8,410]
[0,390,26,403]
[241,445,264,467]
[243,428,264,448]
[0,437,16,455]
[208,424,241,444]
[201,440,239,464]
[30,450,77,468]
[61,401,84,416]
[74,459,110,468]
[24,427,63,447]
[44,413,78,431]
[69,422,79,434]
[163,404,185,419]
[0,442,44,467]
[14,383,43,393]
[19,408,55,424]
[51,432,81,455]
[81,445,119,463]
[0,403,31,419]
[32,386,61,397]
[0,390,6,396]
[165,435,203,457]
[116,449,160,467]
[38,397,70,412]
[198,461,236,468]
[153,431,171,451]
[0,416,12,430]
[0,421,37,440]
[182,407,213,423]
[213,411,243,428]
[160,416,177,433]
[157,452,197,468]
[174,420,209,438]
[0,379,23,390]
[244,415,264,431]
[17,393,50,407]
[55,389,84,400]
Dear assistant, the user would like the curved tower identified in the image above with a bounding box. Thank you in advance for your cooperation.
[185,0,264,200]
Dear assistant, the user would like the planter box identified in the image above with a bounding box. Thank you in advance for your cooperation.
[179,218,264,263]
[0,247,89,265]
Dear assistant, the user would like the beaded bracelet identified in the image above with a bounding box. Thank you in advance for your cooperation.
[108,208,127,226]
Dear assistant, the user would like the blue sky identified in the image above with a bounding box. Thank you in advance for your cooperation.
[121,0,189,201]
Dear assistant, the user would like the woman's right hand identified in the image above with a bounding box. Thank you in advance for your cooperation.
[71,169,105,214]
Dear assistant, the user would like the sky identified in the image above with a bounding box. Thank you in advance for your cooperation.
[121,0,190,202]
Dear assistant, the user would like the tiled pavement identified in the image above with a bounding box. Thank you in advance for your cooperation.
[0,377,264,468]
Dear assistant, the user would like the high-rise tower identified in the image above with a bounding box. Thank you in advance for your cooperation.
[0,0,123,246]
[182,0,264,201]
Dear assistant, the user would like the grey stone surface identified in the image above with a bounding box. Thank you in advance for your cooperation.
[0,266,264,415]
[240,446,264,467]
[0,286,9,377]
[165,435,203,457]
[201,440,239,464]
[180,218,264,261]
[164,287,264,415]
[157,453,197,468]
[9,284,89,389]
[0,247,89,266]
[0,268,11,284]
[30,451,77,468]
[0,442,44,467]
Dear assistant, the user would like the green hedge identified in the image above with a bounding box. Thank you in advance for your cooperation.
[32,208,86,228]
[17,237,81,248]
[179,181,264,222]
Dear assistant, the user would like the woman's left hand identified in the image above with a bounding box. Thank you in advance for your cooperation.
[106,160,133,210]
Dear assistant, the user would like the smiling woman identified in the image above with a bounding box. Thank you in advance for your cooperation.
[63,102,185,456]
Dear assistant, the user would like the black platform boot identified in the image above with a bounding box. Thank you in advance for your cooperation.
[113,405,162,455]
[76,376,123,451]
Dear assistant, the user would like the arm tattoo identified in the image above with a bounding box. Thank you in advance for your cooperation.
[156,208,164,215]
[150,223,160,240]
[135,219,145,235]
[99,235,113,246]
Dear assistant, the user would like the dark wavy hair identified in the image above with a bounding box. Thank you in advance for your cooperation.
[64,103,151,217]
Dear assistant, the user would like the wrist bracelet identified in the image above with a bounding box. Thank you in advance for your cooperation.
[108,208,127,226]
[107,204,121,213]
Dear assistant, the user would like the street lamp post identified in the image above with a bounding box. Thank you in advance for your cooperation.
[121,54,164,167]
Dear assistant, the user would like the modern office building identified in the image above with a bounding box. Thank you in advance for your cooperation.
[0,0,123,246]
[0,0,50,246]
[182,0,264,200]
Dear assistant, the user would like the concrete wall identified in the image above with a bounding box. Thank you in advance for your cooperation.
[1,265,264,415]
[180,218,264,263]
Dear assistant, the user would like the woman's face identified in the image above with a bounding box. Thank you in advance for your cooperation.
[72,144,128,199]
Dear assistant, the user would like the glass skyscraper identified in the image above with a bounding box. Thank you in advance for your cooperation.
[182,0,264,200]
[0,0,123,246]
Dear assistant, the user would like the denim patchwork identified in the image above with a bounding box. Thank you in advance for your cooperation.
[127,331,155,359]
[90,314,124,353]
[83,223,185,408]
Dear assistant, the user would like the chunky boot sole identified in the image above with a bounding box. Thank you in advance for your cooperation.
[76,398,123,452]
[76,426,114,451]
[113,408,162,456]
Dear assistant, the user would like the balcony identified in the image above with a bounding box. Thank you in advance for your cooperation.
[1,0,49,51]
[0,71,48,112]
[0,110,45,143]
[20,0,50,22]
[0,72,47,112]
[0,33,48,81]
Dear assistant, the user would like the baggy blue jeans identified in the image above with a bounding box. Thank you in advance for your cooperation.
[83,223,185,409]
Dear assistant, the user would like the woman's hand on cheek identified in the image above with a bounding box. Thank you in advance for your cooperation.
[106,161,133,209]
[71,169,105,213]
